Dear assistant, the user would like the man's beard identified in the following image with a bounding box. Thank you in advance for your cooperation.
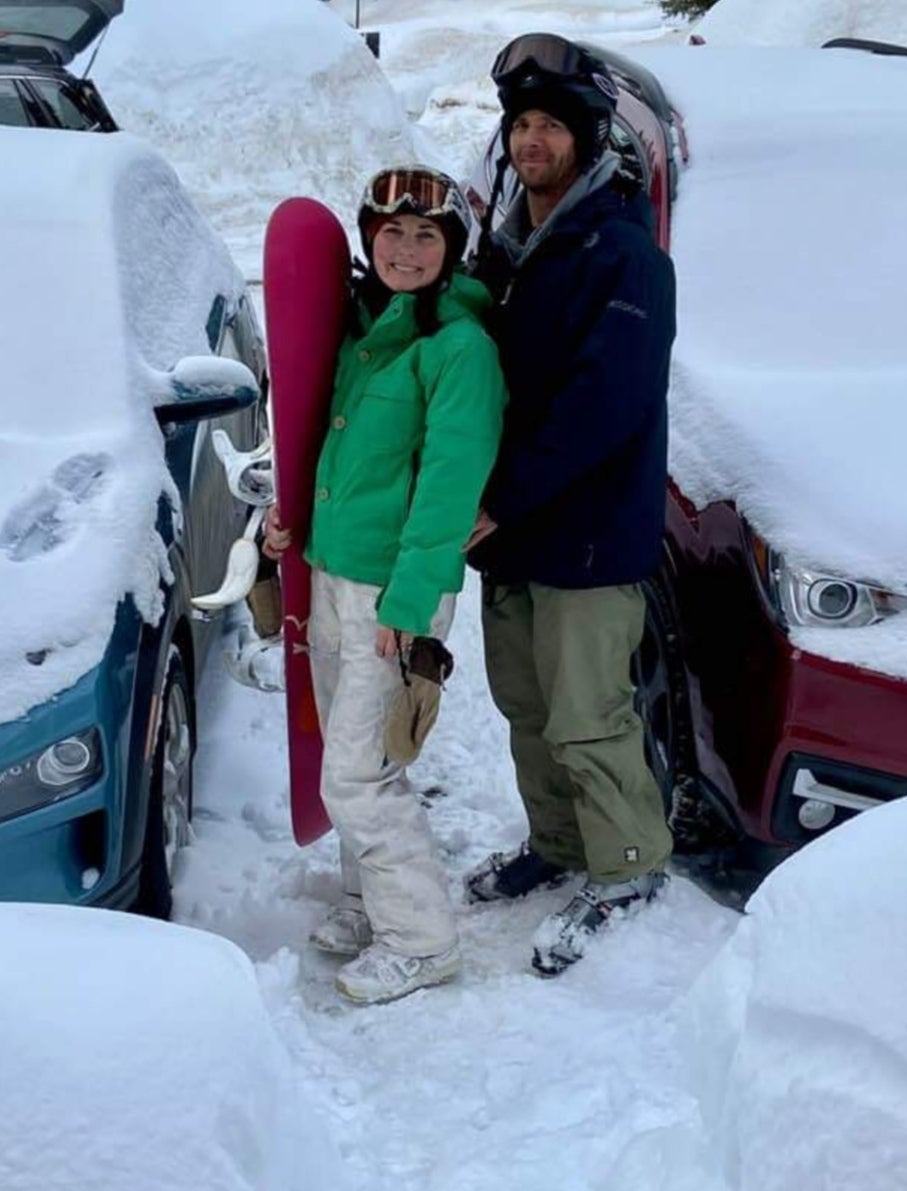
[516,158,578,197]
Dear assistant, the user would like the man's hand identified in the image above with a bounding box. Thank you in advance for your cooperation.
[262,503,292,561]
[376,627,414,659]
[463,509,498,552]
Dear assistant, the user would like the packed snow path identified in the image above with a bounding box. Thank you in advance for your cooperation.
[177,577,738,1189]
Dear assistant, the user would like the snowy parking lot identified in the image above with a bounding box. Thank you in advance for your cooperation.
[4,0,907,1188]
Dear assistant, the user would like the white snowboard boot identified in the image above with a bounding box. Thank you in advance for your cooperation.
[531,872,668,977]
[335,942,461,1004]
[310,897,373,957]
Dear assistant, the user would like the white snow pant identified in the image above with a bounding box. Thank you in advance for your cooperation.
[308,570,458,957]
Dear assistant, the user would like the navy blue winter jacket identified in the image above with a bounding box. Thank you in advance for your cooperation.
[468,170,676,589]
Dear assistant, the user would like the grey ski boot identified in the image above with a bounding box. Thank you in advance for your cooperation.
[531,872,668,977]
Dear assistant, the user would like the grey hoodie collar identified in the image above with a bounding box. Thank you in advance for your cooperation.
[496,150,622,268]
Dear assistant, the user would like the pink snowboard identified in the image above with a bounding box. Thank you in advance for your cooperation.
[263,198,350,845]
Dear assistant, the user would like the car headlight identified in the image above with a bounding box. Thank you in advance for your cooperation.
[748,532,907,629]
[0,727,103,823]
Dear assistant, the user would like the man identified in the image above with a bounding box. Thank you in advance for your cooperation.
[465,33,676,977]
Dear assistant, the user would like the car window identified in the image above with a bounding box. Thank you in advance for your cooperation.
[0,4,89,41]
[610,116,649,190]
[0,79,30,127]
[205,294,228,352]
[30,77,94,130]
[231,298,265,377]
[218,324,242,363]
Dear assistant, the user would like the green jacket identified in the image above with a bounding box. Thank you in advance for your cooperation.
[306,271,507,635]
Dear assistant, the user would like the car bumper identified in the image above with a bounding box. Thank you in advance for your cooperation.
[734,633,907,845]
[0,638,137,908]
[0,775,136,907]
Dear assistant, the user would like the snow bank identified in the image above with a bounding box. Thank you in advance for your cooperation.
[633,45,907,675]
[365,0,668,123]
[682,798,907,1191]
[0,127,241,723]
[696,0,907,48]
[0,903,347,1191]
[92,0,414,274]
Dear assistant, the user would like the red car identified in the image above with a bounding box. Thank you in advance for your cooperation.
[470,39,907,890]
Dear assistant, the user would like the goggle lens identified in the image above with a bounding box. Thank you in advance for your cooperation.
[369,169,452,215]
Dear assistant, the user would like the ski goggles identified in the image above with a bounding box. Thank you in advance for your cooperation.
[491,33,591,86]
[363,167,463,219]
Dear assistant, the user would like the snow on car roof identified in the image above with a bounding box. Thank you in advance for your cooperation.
[634,45,907,676]
[0,126,242,723]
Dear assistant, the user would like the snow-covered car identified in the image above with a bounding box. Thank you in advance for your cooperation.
[471,39,907,881]
[0,0,120,130]
[0,125,267,917]
[632,40,907,879]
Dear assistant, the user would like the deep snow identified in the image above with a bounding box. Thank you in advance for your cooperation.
[696,0,907,48]
[0,902,349,1191]
[92,0,415,279]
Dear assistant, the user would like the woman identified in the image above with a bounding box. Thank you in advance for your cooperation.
[264,167,506,1004]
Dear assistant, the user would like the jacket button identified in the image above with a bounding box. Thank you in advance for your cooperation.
[317,487,330,502]
[358,349,371,362]
[332,415,347,431]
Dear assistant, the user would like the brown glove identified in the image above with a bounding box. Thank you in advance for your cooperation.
[384,636,455,766]
[247,572,283,639]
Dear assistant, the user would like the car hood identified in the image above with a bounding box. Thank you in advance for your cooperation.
[636,46,907,597]
[0,126,241,725]
[0,0,123,66]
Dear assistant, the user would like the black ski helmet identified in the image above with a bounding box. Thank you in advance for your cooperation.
[493,33,620,170]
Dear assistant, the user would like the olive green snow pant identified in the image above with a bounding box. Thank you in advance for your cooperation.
[482,580,673,883]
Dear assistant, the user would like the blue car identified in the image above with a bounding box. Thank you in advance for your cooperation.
[0,125,267,918]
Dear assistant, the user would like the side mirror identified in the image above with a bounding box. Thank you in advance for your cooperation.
[154,356,260,427]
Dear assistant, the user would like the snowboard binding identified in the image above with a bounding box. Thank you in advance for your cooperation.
[191,430,276,616]
[224,625,285,692]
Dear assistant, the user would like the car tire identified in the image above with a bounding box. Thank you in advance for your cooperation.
[633,578,739,853]
[134,648,195,920]
[633,577,695,811]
